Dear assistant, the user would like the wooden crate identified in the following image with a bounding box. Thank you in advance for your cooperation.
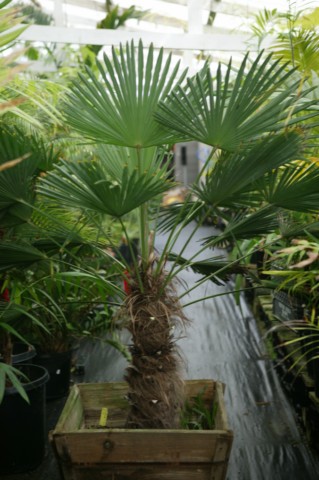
[51,379,233,480]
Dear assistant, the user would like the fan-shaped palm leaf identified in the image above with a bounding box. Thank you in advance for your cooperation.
[0,127,59,226]
[0,242,47,271]
[155,51,319,151]
[205,206,280,247]
[96,144,165,179]
[38,147,173,218]
[260,162,319,213]
[168,253,246,285]
[64,40,187,148]
[193,130,305,208]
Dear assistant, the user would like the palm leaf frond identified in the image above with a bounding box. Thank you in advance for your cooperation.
[0,127,59,225]
[262,162,319,213]
[64,40,187,148]
[168,253,246,285]
[205,206,280,247]
[193,130,305,208]
[156,51,319,151]
[38,147,173,218]
[0,242,47,271]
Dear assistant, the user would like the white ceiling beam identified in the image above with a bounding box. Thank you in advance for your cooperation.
[188,0,204,34]
[53,0,65,26]
[65,13,187,30]
[19,25,260,51]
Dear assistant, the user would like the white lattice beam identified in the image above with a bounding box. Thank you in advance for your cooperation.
[19,25,260,51]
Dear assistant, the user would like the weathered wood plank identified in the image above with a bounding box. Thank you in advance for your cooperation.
[54,429,233,464]
[214,382,230,431]
[54,385,84,432]
[70,462,227,480]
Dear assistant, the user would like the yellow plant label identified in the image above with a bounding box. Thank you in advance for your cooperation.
[99,407,108,427]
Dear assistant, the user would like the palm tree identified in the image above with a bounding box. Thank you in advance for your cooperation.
[38,40,319,428]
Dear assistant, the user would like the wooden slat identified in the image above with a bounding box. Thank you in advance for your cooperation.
[213,382,230,431]
[55,429,232,464]
[74,462,227,480]
[54,385,84,432]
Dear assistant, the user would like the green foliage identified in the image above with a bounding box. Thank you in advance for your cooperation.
[263,234,319,303]
[64,41,187,148]
[38,147,174,218]
[0,0,27,51]
[0,125,60,227]
[39,40,319,287]
[249,4,319,76]
[267,316,319,379]
[192,131,307,209]
[156,51,319,151]
[98,3,144,30]
[87,1,146,57]
[0,363,29,403]
[180,389,217,430]
[17,270,121,352]
[249,8,281,48]
[17,2,53,26]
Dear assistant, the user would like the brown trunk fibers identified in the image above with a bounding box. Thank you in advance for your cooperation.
[123,255,188,429]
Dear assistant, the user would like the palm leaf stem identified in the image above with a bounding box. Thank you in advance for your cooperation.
[119,216,144,293]
[178,232,283,300]
[182,285,260,308]
[155,147,217,279]
[195,146,218,184]
[137,146,149,269]
[155,200,206,284]
[160,204,213,293]
[166,223,231,293]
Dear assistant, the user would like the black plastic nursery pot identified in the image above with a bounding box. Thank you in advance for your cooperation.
[0,364,49,474]
[273,290,305,322]
[12,342,36,364]
[313,359,319,398]
[0,342,36,365]
[34,349,72,400]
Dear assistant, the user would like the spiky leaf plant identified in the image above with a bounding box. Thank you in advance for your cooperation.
[39,41,319,429]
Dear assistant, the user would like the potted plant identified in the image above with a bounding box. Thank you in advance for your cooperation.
[263,234,319,320]
[18,259,122,399]
[0,0,92,473]
[42,41,319,479]
[261,234,319,388]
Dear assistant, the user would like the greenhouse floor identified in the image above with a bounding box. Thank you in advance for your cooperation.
[4,223,319,480]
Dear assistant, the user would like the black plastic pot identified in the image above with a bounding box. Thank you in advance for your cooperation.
[0,342,36,365]
[12,342,36,364]
[273,291,305,322]
[34,349,72,400]
[312,358,319,398]
[0,364,49,474]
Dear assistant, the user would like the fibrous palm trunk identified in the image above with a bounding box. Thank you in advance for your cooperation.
[124,258,187,429]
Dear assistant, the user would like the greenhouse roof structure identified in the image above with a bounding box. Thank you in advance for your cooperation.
[20,0,316,55]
